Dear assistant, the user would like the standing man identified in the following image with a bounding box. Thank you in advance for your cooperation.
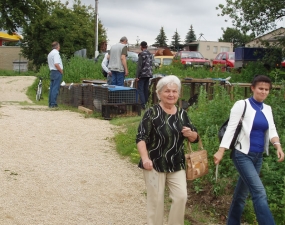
[108,36,128,86]
[136,41,153,110]
[47,41,63,108]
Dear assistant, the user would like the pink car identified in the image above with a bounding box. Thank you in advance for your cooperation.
[174,51,211,68]
[212,52,235,71]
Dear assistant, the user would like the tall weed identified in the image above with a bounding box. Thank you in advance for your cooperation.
[33,56,285,224]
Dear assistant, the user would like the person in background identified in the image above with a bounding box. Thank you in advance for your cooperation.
[136,75,199,225]
[136,41,153,110]
[47,41,63,108]
[101,51,112,85]
[214,75,284,225]
[108,36,128,86]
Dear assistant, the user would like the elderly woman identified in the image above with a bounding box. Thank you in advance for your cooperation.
[136,75,198,225]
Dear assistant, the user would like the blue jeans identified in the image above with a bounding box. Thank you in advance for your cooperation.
[137,77,150,107]
[49,70,62,107]
[111,71,125,86]
[227,150,275,225]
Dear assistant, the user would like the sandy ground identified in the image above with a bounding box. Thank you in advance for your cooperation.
[0,76,147,225]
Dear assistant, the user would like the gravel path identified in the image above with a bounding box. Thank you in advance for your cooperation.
[0,76,147,225]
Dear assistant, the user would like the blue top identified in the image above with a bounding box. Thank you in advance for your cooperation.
[249,97,268,153]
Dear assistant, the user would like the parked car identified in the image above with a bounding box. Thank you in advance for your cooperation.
[95,51,138,63]
[174,51,210,68]
[154,55,174,68]
[127,51,138,62]
[94,52,107,62]
[212,52,235,71]
[281,58,285,68]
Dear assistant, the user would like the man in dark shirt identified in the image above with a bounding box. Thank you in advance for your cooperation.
[136,41,153,109]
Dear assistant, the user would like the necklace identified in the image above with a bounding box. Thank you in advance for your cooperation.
[250,98,263,111]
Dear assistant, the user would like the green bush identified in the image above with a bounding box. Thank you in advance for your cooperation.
[35,56,285,224]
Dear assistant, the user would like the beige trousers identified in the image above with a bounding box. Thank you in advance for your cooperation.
[143,169,187,225]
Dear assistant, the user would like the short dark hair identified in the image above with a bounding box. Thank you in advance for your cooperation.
[140,41,147,48]
[51,42,59,49]
[251,75,272,89]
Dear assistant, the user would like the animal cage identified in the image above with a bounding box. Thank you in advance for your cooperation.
[93,85,138,111]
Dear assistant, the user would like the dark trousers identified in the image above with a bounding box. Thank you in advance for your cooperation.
[49,70,62,107]
[137,77,150,108]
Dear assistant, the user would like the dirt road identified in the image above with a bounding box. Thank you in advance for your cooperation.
[0,76,147,225]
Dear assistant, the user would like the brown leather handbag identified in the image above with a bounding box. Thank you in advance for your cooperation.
[185,138,209,180]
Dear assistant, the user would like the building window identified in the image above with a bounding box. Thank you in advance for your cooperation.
[213,46,218,54]
[220,46,230,52]
[207,45,210,50]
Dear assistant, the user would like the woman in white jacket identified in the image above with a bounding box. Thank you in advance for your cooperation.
[214,75,284,225]
[101,52,112,85]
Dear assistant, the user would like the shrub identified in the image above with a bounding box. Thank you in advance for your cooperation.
[35,56,285,224]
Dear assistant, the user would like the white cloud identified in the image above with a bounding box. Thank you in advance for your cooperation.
[68,0,233,48]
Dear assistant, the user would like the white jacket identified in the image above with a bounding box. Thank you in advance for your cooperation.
[220,98,278,155]
[101,53,110,73]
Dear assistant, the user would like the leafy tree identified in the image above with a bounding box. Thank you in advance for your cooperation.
[219,27,255,49]
[170,29,184,51]
[154,27,168,47]
[0,0,46,33]
[185,25,196,44]
[21,0,107,69]
[216,0,284,36]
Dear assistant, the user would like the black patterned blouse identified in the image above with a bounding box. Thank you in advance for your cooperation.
[136,104,198,173]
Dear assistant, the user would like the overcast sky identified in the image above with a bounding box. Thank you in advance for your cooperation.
[70,0,285,49]
[76,0,232,48]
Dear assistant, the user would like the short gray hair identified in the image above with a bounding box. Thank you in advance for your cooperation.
[156,75,181,99]
[120,36,128,42]
[51,41,59,49]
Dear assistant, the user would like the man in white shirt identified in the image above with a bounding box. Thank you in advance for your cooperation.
[47,42,63,108]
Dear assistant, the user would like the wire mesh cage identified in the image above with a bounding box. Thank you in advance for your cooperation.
[93,86,138,111]
[81,84,96,110]
[58,83,83,107]
[102,103,141,120]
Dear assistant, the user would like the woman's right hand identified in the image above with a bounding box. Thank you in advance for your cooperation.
[142,158,153,170]
[214,148,226,165]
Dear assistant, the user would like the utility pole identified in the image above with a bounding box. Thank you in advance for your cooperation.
[94,0,99,58]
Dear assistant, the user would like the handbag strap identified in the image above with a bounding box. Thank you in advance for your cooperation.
[216,101,247,182]
[241,100,247,119]
[187,136,203,154]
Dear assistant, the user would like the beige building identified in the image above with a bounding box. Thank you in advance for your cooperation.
[246,27,285,47]
[185,41,233,61]
[0,46,28,71]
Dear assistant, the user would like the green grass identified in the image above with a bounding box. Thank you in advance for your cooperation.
[3,56,285,224]
[0,69,36,76]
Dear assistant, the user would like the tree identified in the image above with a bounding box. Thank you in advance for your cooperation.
[185,25,196,44]
[154,27,168,47]
[170,29,180,50]
[216,0,284,36]
[170,29,183,51]
[219,27,255,49]
[21,0,107,69]
[0,0,45,33]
